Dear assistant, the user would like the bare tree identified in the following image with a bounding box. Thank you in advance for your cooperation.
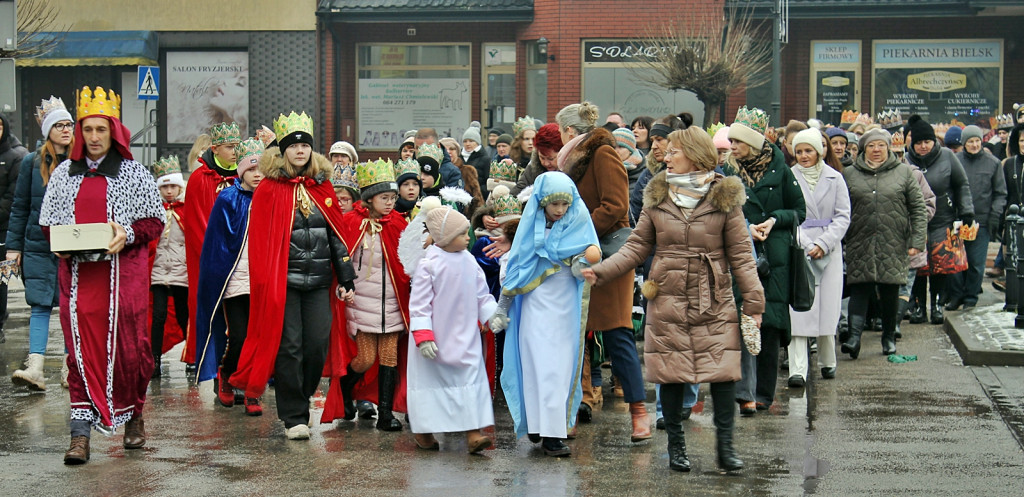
[0,0,71,59]
[630,8,773,127]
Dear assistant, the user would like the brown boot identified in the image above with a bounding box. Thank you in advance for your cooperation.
[414,433,439,450]
[629,401,652,442]
[64,436,90,465]
[123,417,146,449]
[466,429,492,454]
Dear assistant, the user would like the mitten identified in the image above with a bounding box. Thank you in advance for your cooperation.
[418,341,438,360]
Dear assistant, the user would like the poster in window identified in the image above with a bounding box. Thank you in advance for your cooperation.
[873,67,999,122]
[815,70,856,124]
[358,78,470,150]
[165,51,249,144]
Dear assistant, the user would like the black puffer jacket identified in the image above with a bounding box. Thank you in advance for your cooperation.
[287,203,356,291]
[907,145,974,243]
[464,147,491,187]
[0,115,28,241]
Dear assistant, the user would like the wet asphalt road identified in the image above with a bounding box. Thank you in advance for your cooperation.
[0,279,1021,496]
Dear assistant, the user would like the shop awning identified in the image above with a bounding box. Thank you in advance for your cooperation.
[317,0,533,23]
[725,0,989,18]
[15,31,158,67]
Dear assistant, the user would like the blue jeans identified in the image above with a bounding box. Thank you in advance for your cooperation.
[600,327,645,403]
[29,305,53,355]
[655,383,698,418]
[948,226,990,304]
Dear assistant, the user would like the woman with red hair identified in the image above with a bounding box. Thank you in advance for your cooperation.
[511,123,563,197]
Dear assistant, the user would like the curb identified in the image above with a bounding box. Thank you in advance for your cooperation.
[944,312,1024,367]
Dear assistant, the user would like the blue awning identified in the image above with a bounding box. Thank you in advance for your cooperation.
[16,31,157,67]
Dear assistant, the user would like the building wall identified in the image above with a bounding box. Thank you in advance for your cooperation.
[53,0,316,31]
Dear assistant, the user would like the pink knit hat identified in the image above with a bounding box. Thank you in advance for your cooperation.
[425,206,470,249]
[712,126,731,150]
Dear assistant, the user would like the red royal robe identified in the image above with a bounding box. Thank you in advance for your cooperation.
[182,163,236,363]
[229,176,350,399]
[320,204,411,423]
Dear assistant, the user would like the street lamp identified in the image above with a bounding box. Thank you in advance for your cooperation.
[537,37,548,55]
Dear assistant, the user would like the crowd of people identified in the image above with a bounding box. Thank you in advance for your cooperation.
[1,84,1021,473]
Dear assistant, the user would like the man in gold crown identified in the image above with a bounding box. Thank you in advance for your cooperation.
[183,122,241,370]
[38,86,165,464]
[229,112,357,440]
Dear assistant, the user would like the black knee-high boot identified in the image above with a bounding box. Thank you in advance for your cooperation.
[339,365,364,421]
[712,382,743,473]
[375,366,403,431]
[660,383,690,472]
[841,314,864,359]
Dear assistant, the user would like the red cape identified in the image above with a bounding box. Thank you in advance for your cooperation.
[146,205,186,354]
[182,161,236,363]
[229,176,350,399]
[320,204,412,424]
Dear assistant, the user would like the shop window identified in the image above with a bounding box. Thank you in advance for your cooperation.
[356,43,471,151]
[526,40,547,122]
[483,43,516,134]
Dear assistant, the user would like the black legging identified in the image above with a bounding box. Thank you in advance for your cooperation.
[151,285,188,359]
[911,274,946,306]
[221,295,251,380]
[663,381,735,440]
[848,282,900,334]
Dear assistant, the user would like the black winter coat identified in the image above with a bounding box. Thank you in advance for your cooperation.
[287,206,356,290]
[5,151,59,306]
[0,115,27,242]
[464,147,491,188]
[907,146,974,243]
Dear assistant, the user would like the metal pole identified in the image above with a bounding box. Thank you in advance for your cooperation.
[143,99,149,166]
[770,0,782,126]
[1005,205,1018,312]
[1014,205,1024,327]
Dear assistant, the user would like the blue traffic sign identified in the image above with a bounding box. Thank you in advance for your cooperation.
[137,66,160,101]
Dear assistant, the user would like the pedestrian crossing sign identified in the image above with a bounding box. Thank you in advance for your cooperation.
[137,66,160,101]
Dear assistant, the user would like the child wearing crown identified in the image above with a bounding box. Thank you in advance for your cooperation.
[405,201,501,453]
[394,158,423,222]
[148,156,188,378]
[182,121,242,369]
[492,171,600,458]
[228,112,358,440]
[324,158,412,432]
[193,138,265,416]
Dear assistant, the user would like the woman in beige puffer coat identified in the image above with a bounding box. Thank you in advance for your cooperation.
[583,128,764,474]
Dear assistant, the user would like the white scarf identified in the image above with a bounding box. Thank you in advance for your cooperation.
[665,171,715,209]
[799,161,824,191]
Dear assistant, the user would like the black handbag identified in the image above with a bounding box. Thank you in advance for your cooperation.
[789,224,816,312]
[600,226,633,259]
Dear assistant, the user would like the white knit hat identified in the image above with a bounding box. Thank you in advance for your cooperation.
[329,141,358,163]
[791,128,824,157]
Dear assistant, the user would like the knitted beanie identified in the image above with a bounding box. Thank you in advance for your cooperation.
[612,128,642,164]
[792,128,824,157]
[425,206,470,249]
[329,141,358,163]
[907,115,936,146]
[496,133,513,146]
[961,125,984,144]
[859,128,892,149]
[825,127,847,142]
[462,121,482,145]
[943,126,963,147]
[712,126,731,150]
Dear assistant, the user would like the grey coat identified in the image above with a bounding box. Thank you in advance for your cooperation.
[955,149,1007,234]
[843,152,928,285]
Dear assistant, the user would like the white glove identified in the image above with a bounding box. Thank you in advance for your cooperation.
[418,341,438,360]
[570,253,588,279]
[489,313,509,333]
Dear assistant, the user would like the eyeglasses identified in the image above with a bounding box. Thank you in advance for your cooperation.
[52,122,75,131]
[664,149,681,157]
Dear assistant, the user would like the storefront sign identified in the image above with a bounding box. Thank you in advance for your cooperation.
[813,42,860,64]
[873,39,1002,123]
[358,78,470,150]
[165,51,249,144]
[583,40,680,63]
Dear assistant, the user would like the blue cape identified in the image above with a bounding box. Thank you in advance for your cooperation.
[499,171,598,438]
[194,180,253,382]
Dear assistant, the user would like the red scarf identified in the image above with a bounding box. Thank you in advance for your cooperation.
[229,175,350,399]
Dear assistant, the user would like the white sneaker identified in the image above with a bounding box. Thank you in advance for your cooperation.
[285,424,310,440]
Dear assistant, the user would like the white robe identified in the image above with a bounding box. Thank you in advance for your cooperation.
[407,245,498,433]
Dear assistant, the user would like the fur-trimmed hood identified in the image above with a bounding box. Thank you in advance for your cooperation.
[643,171,746,213]
[644,148,664,175]
[258,146,333,182]
[560,127,617,183]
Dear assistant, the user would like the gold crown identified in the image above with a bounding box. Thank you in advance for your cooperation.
[36,96,69,125]
[891,130,906,151]
[152,156,181,178]
[76,86,120,120]
[733,106,769,135]
[490,185,522,223]
[356,158,396,190]
[489,158,519,184]
[210,122,242,145]
[394,158,421,179]
[840,110,858,126]
[235,137,264,164]
[333,162,359,191]
[415,143,443,165]
[512,115,536,137]
[273,111,314,143]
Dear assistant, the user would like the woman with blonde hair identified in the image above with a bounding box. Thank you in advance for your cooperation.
[584,126,764,473]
